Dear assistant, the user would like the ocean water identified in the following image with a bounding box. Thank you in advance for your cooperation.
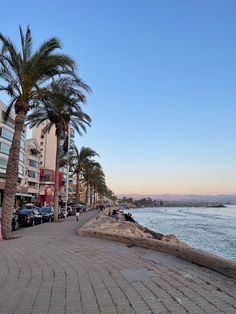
[126,206,236,260]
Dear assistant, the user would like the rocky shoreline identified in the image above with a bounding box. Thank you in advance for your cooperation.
[78,208,236,279]
[81,208,185,244]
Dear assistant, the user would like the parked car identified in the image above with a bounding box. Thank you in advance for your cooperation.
[38,206,53,222]
[21,203,35,210]
[71,206,76,216]
[17,209,43,226]
[32,208,44,224]
[78,204,86,213]
[66,206,73,216]
[0,207,19,231]
[59,207,67,218]
[51,206,66,219]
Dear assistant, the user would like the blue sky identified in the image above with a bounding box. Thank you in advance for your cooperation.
[1,0,236,195]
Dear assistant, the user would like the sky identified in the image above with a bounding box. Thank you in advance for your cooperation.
[1,0,236,195]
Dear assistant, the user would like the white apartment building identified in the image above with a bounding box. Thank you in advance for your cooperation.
[32,123,74,169]
[0,100,26,205]
[32,123,57,169]
[22,139,40,201]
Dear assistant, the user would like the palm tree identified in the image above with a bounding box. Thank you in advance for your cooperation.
[105,188,117,204]
[82,160,105,210]
[70,146,99,207]
[27,78,91,221]
[96,182,109,206]
[0,26,77,239]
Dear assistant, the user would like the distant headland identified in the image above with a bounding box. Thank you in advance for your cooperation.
[117,194,235,208]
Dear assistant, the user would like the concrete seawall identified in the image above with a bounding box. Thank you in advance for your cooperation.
[78,228,236,279]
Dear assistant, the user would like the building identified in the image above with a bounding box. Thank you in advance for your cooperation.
[22,139,41,202]
[0,101,27,205]
[68,176,86,205]
[32,122,72,205]
[32,122,75,168]
[32,123,57,169]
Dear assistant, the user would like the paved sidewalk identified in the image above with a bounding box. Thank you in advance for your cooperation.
[0,211,235,314]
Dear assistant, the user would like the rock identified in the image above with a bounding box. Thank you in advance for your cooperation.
[161,234,181,243]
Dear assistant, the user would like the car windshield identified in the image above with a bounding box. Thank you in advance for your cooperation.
[20,210,32,214]
[39,207,51,213]
[22,204,34,209]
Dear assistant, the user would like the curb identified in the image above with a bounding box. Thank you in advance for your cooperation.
[78,228,236,280]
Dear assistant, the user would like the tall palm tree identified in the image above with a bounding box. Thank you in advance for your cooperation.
[91,170,106,209]
[82,160,105,210]
[0,26,77,239]
[70,146,99,207]
[27,78,91,221]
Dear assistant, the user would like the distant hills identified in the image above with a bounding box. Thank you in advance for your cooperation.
[117,193,236,204]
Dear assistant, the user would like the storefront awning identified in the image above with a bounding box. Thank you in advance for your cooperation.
[15,193,33,197]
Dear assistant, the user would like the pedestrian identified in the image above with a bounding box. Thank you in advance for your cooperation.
[76,207,80,221]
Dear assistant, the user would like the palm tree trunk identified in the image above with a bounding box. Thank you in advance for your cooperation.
[2,110,26,239]
[90,185,93,210]
[53,127,61,221]
[75,169,80,208]
[93,189,96,209]
[85,182,89,211]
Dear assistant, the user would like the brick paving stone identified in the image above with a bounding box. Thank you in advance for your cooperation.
[0,210,235,314]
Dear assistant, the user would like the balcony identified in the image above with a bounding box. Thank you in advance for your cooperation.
[26,176,39,183]
[28,187,39,194]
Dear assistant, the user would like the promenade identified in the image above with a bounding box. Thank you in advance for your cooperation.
[0,211,235,314]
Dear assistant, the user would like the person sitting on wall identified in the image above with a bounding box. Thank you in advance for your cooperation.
[124,213,135,223]
[111,209,118,219]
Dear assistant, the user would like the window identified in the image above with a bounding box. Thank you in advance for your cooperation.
[0,157,8,169]
[0,142,10,154]
[28,182,38,188]
[40,142,43,146]
[27,170,39,179]
[0,142,24,162]
[19,164,24,175]
[42,169,53,182]
[29,159,39,168]
[1,128,13,141]
[19,151,25,162]
[20,138,25,149]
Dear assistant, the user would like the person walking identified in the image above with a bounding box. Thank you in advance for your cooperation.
[76,207,80,221]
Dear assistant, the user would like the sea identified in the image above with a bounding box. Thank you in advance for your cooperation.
[125,205,236,260]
